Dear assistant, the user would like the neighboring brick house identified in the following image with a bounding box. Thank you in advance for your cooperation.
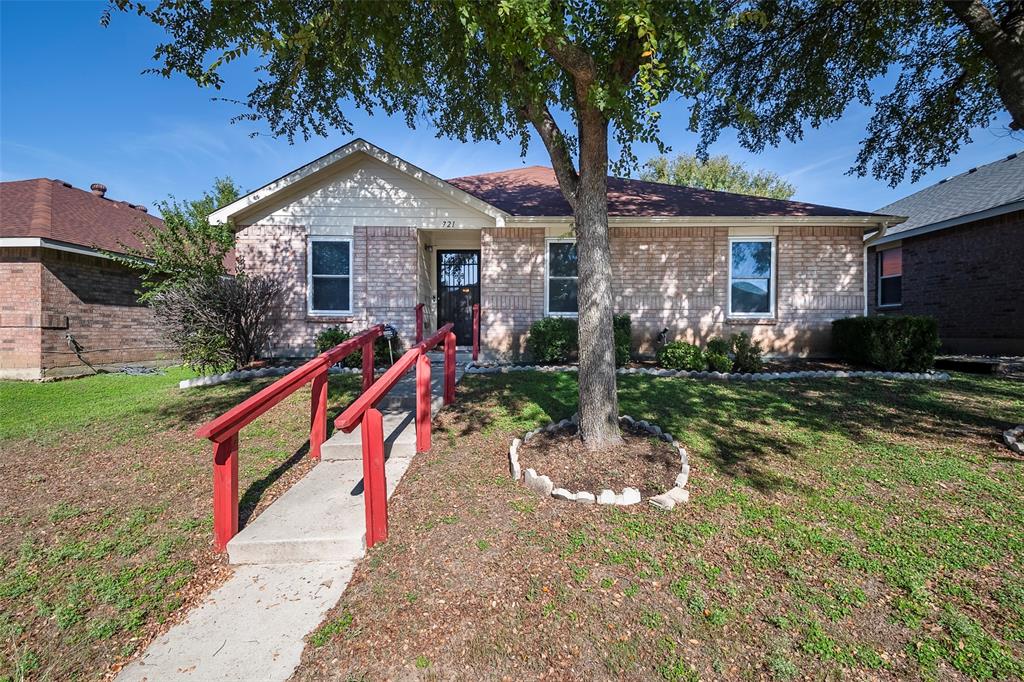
[211,138,903,361]
[868,152,1024,355]
[0,179,174,379]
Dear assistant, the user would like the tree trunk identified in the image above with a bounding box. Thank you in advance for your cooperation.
[947,0,1024,130]
[574,107,623,450]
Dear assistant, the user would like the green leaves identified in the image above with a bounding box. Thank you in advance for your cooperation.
[641,153,796,200]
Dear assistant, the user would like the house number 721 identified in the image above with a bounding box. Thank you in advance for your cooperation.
[440,220,455,228]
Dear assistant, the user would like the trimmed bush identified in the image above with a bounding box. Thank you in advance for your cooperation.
[314,326,404,367]
[832,315,939,371]
[656,341,705,370]
[706,337,730,356]
[706,352,733,373]
[729,332,764,373]
[526,317,578,363]
[613,314,632,367]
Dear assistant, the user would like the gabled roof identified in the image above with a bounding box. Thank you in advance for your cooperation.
[208,138,509,225]
[446,165,885,219]
[873,151,1024,245]
[0,178,161,255]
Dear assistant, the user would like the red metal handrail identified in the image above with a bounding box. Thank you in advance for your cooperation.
[472,303,480,361]
[197,324,383,551]
[335,322,456,548]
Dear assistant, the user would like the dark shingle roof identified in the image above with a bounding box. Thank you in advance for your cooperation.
[875,152,1024,235]
[0,178,161,254]
[446,166,883,218]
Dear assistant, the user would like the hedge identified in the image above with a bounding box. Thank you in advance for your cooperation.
[831,315,939,372]
[526,314,632,366]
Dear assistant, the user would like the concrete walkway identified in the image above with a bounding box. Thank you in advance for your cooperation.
[118,352,469,681]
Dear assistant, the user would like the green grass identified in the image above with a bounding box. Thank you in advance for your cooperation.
[296,370,1024,680]
[0,368,362,681]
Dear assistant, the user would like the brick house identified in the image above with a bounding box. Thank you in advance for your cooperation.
[0,179,174,379]
[868,152,1024,355]
[210,139,903,361]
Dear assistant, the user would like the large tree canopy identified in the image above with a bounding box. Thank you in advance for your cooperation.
[642,153,796,199]
[693,0,1024,186]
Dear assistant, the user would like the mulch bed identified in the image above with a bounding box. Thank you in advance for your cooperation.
[517,426,678,497]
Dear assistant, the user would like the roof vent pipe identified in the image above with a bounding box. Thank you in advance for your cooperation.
[90,183,107,197]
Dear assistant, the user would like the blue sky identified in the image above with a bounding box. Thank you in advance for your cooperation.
[2,1,1021,216]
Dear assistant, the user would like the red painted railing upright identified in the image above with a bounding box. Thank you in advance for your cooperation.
[472,303,480,361]
[415,303,424,344]
[335,323,455,548]
[197,324,383,552]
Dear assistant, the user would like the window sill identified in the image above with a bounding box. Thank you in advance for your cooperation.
[545,312,579,318]
[726,316,777,325]
[307,314,355,323]
[877,304,903,310]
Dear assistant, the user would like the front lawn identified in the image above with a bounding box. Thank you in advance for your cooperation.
[296,372,1024,681]
[0,368,361,681]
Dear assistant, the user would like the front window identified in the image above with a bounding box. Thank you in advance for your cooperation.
[308,238,352,314]
[729,238,774,316]
[877,247,902,306]
[546,240,578,315]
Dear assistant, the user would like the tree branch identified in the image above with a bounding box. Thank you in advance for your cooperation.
[522,99,580,206]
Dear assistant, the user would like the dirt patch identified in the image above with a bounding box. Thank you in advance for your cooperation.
[517,425,679,497]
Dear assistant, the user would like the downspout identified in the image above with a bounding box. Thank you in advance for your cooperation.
[862,220,892,317]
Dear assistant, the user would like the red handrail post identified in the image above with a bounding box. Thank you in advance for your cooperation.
[472,303,480,361]
[212,434,239,551]
[361,408,388,548]
[415,303,424,344]
[361,338,375,392]
[309,369,328,460]
[416,352,432,452]
[443,331,456,405]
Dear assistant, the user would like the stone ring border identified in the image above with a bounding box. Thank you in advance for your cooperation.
[1005,425,1024,456]
[509,414,691,511]
[178,365,385,390]
[468,363,950,382]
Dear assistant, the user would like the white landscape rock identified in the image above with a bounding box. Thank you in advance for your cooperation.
[675,468,689,489]
[551,488,577,502]
[575,491,596,504]
[597,489,617,505]
[618,487,642,506]
[666,487,690,504]
[649,493,676,511]
[524,469,554,497]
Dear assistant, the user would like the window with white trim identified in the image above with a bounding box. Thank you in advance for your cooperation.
[308,237,352,314]
[546,239,578,315]
[877,246,902,307]
[728,237,775,316]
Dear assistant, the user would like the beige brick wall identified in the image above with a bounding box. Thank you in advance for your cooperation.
[480,225,864,359]
[0,249,43,378]
[236,224,418,357]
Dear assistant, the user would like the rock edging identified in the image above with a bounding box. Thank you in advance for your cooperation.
[509,414,691,510]
[178,365,385,390]
[470,362,949,382]
[1004,425,1024,456]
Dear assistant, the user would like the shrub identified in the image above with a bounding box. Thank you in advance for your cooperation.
[526,317,578,363]
[151,274,280,373]
[729,332,764,373]
[832,315,939,371]
[656,341,705,370]
[706,337,730,356]
[706,352,733,373]
[613,314,632,367]
[314,326,403,367]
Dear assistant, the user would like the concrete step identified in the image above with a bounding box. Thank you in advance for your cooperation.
[226,456,412,565]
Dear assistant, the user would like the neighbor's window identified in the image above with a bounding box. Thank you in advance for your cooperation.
[546,240,578,315]
[729,238,775,316]
[308,238,352,314]
[877,247,902,307]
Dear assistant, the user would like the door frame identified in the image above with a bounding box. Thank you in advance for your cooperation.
[435,248,481,347]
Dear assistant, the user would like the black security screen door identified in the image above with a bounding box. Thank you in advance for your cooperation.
[436,250,480,345]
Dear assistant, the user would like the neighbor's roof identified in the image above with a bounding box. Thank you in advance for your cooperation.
[873,151,1024,244]
[446,165,884,219]
[0,178,161,255]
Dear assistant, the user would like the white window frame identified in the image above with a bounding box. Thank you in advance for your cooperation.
[727,236,776,318]
[876,246,903,308]
[307,236,354,316]
[544,238,579,317]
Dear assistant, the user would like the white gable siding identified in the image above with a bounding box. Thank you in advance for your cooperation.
[240,156,496,234]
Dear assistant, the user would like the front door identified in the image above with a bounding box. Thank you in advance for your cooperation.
[436,250,480,345]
